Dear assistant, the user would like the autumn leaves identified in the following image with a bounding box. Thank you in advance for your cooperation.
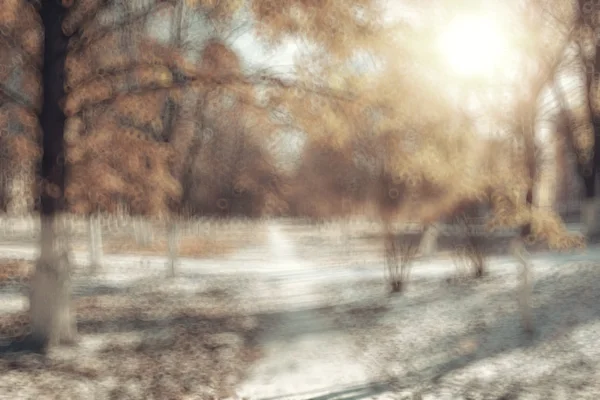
[0,0,590,253]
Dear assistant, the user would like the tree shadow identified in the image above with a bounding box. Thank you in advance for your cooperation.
[401,260,600,386]
[71,272,247,298]
[314,256,600,394]
[73,304,350,341]
[0,336,45,355]
[255,381,390,400]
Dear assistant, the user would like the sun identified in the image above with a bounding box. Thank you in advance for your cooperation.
[438,15,510,78]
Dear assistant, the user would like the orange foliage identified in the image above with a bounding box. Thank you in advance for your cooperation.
[0,0,587,250]
[65,129,180,216]
[0,0,43,213]
[250,0,383,56]
[199,39,241,77]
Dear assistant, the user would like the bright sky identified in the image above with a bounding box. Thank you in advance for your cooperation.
[238,0,587,151]
[146,0,589,149]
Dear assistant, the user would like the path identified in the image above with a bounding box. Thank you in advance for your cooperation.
[234,224,387,400]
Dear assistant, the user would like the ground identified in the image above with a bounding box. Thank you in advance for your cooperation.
[0,217,600,399]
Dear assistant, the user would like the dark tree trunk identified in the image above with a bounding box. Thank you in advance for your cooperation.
[28,0,75,351]
[575,0,600,235]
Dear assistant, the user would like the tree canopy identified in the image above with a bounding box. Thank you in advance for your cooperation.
[0,0,595,250]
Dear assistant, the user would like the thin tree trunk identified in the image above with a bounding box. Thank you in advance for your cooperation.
[88,214,103,273]
[29,214,76,349]
[581,197,600,237]
[419,223,439,257]
[510,236,534,334]
[6,168,33,216]
[133,217,152,246]
[167,220,180,277]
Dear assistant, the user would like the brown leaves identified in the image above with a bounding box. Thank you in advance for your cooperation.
[199,39,241,77]
[62,1,190,217]
[64,22,176,91]
[66,129,181,216]
[186,0,244,23]
[0,0,43,214]
[0,0,580,251]
[0,0,41,38]
[0,135,40,164]
[250,0,383,56]
[63,65,173,116]
[0,15,43,112]
[0,104,40,140]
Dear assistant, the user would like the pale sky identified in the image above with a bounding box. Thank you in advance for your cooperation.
[235,1,588,153]
[142,1,589,156]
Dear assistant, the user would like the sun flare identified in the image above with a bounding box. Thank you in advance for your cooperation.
[438,15,510,78]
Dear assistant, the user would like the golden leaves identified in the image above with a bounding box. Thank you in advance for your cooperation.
[0,0,578,246]
[65,26,175,91]
[114,90,171,130]
[66,129,181,216]
[250,0,383,57]
[0,104,41,198]
[64,65,173,116]
[520,207,586,250]
[0,1,43,214]
[185,0,244,23]
[0,104,40,139]
[0,135,40,162]
[0,0,40,38]
[61,1,193,217]
[199,39,241,77]
[19,28,43,66]
[0,36,43,112]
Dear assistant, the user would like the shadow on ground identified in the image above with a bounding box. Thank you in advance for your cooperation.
[325,258,600,397]
[256,381,391,400]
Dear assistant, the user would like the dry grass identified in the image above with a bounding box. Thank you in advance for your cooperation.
[0,259,31,288]
[69,221,268,258]
[100,235,235,257]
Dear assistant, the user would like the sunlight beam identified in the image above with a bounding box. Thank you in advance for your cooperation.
[438,14,510,79]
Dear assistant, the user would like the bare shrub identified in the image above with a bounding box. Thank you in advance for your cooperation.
[452,211,488,279]
[383,223,420,293]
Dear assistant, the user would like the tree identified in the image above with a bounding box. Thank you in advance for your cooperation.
[8,0,590,350]
[62,1,194,275]
[280,2,595,334]
[574,0,600,236]
[1,0,388,351]
[30,0,75,349]
[165,39,291,275]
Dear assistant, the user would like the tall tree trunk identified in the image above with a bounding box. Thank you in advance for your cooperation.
[88,214,103,273]
[28,1,74,351]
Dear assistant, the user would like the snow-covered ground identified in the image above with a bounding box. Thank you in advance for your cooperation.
[2,221,600,399]
[235,224,379,400]
[233,224,600,400]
